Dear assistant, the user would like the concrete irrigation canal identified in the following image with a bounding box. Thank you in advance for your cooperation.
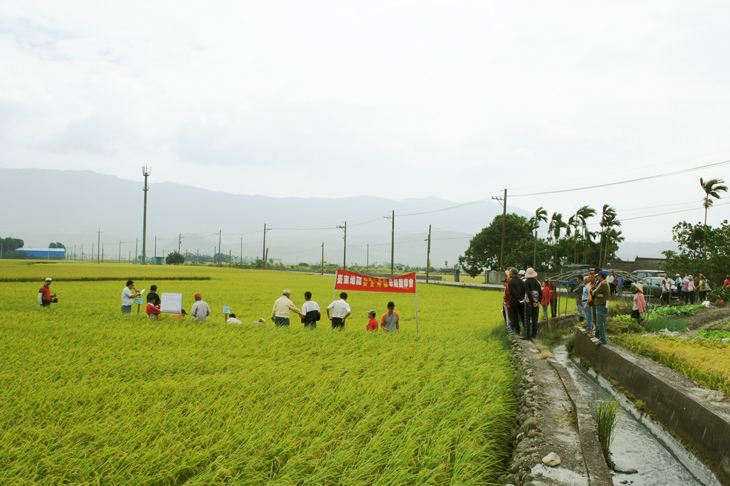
[553,343,720,486]
[504,329,726,486]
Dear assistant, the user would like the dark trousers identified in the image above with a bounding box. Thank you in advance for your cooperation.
[631,309,642,323]
[275,317,290,327]
[524,305,539,338]
[508,306,523,334]
[550,299,557,317]
[331,317,344,330]
[661,292,670,305]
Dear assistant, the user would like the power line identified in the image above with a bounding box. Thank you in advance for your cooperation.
[510,159,730,198]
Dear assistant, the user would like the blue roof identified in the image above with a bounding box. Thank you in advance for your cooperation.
[16,248,65,252]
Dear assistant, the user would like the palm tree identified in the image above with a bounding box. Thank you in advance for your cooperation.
[548,213,566,269]
[567,215,581,264]
[604,228,625,262]
[599,205,621,267]
[576,205,596,264]
[532,207,548,268]
[700,177,728,225]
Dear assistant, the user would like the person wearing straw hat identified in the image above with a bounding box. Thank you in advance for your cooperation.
[38,277,57,307]
[523,268,542,339]
[632,283,646,323]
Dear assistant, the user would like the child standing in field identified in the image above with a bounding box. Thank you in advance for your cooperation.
[366,310,378,331]
[381,302,399,332]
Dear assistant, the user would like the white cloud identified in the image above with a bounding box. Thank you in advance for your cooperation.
[2,0,730,243]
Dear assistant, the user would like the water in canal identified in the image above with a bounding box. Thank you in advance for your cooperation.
[552,344,721,486]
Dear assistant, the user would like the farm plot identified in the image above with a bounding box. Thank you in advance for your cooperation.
[0,265,514,485]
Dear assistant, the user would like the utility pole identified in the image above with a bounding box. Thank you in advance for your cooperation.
[197,249,199,264]
[91,243,94,262]
[141,166,151,264]
[426,224,432,284]
[81,243,84,261]
[336,222,347,269]
[262,224,271,269]
[101,241,104,263]
[321,242,325,275]
[118,240,122,263]
[240,235,243,267]
[178,233,182,253]
[97,228,101,264]
[228,249,231,268]
[385,210,395,274]
[492,189,507,271]
[218,230,222,268]
[135,238,138,264]
[154,236,157,260]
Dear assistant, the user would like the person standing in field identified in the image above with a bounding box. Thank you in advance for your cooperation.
[271,290,304,327]
[724,275,730,287]
[583,273,594,331]
[121,280,140,314]
[381,301,400,332]
[591,271,611,345]
[523,268,542,340]
[632,284,646,324]
[146,300,162,319]
[616,274,625,297]
[507,268,524,335]
[147,285,160,306]
[661,274,672,305]
[540,281,550,322]
[327,292,351,330]
[549,280,558,318]
[191,293,211,322]
[366,310,379,331]
[301,291,321,329]
[573,275,585,322]
[227,313,242,324]
[502,278,512,332]
[698,275,711,302]
[38,277,56,308]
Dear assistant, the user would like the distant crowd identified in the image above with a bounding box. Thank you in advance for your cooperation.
[37,277,401,332]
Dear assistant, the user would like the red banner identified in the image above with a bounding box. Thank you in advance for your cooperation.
[334,270,417,294]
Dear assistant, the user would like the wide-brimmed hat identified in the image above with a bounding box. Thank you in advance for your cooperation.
[635,283,644,293]
[525,268,538,278]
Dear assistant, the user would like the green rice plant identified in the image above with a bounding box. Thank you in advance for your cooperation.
[591,395,621,458]
[606,316,644,335]
[0,263,516,485]
[643,318,688,333]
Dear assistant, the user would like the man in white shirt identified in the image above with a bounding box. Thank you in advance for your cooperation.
[121,280,140,314]
[226,313,242,325]
[327,292,352,330]
[661,275,672,305]
[191,293,211,322]
[271,290,304,327]
[301,291,321,329]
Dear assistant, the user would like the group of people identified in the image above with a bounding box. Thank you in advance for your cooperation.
[504,267,612,345]
[671,273,714,305]
[502,269,559,339]
[271,289,400,332]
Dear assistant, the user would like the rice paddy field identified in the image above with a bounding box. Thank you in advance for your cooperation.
[0,262,515,485]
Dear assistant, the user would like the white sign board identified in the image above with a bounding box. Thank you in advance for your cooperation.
[160,293,183,313]
[222,306,231,314]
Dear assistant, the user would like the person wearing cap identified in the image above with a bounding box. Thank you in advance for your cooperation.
[366,310,379,331]
[271,290,304,327]
[300,291,321,329]
[632,283,646,323]
[38,277,56,307]
[523,268,542,339]
[191,293,211,322]
[380,301,399,332]
[121,280,140,314]
[518,269,526,281]
[591,271,611,344]
[507,268,524,335]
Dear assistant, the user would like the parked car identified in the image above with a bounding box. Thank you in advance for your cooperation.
[635,277,676,299]
[631,270,667,280]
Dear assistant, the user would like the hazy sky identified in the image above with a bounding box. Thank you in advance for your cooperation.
[2,1,730,243]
